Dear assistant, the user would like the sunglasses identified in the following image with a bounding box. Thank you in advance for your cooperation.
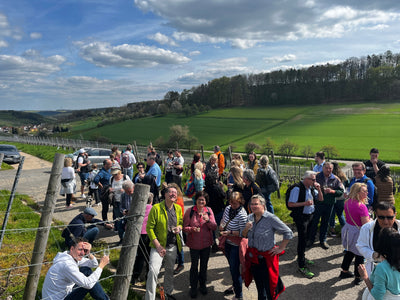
[377,215,395,220]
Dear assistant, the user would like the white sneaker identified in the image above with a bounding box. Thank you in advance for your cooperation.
[82,194,86,199]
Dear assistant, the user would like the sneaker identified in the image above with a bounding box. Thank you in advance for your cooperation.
[298,267,314,279]
[320,241,329,249]
[224,287,234,295]
[306,259,315,265]
[82,194,86,199]
[173,264,184,275]
[339,271,355,279]
[65,204,73,208]
[328,228,337,237]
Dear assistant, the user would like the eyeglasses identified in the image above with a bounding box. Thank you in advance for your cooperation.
[377,215,395,220]
[308,178,316,182]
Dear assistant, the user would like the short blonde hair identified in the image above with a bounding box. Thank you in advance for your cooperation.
[64,157,73,167]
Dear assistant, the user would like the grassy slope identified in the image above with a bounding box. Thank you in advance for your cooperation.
[67,103,400,162]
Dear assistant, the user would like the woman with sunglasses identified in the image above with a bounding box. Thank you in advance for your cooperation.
[339,183,370,285]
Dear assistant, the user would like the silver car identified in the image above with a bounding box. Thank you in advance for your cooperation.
[66,147,112,168]
[0,144,21,164]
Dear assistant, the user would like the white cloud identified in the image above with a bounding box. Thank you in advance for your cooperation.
[78,41,190,68]
[148,32,178,46]
[189,50,200,56]
[30,32,42,39]
[0,40,8,48]
[264,54,297,64]
[0,53,66,80]
[177,57,252,83]
[134,1,400,48]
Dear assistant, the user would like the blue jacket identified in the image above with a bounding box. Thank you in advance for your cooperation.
[349,175,375,206]
[93,167,111,188]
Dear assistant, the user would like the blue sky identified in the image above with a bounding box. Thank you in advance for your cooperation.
[1,0,400,110]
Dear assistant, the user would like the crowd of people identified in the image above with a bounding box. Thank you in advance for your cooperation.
[46,145,400,300]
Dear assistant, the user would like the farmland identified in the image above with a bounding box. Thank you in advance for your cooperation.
[67,103,400,162]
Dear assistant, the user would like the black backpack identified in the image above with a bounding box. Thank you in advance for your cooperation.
[285,182,316,215]
[364,177,379,209]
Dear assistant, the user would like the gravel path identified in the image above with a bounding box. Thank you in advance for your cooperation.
[0,153,369,300]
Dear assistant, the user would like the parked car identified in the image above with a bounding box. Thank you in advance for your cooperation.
[66,147,112,168]
[0,144,21,164]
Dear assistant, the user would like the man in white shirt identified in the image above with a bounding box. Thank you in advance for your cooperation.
[172,150,184,190]
[42,238,109,300]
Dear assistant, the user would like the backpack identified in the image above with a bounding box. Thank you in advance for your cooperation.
[184,174,196,198]
[120,152,131,169]
[155,154,163,167]
[256,167,279,194]
[285,182,316,215]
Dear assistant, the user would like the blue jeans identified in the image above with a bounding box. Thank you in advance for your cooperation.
[329,200,346,228]
[64,267,109,300]
[125,167,133,181]
[225,243,242,298]
[261,191,274,214]
[176,247,185,266]
[308,203,334,243]
[79,172,89,185]
[83,226,99,244]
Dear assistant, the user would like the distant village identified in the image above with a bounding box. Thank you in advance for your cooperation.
[0,125,68,135]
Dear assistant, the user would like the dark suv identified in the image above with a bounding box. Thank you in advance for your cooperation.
[0,144,21,164]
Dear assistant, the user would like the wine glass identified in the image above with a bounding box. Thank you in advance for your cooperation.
[103,246,110,256]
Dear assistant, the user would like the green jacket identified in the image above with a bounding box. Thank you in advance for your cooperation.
[146,200,183,251]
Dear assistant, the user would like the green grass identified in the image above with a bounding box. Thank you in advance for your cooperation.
[0,190,139,299]
[0,142,72,162]
[63,102,400,162]
[1,162,14,170]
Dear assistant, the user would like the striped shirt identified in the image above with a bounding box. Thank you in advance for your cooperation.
[222,205,248,232]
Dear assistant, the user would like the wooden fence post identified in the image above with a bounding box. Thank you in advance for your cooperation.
[110,183,150,300]
[23,153,65,300]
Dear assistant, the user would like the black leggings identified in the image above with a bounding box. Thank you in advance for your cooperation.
[341,250,364,277]
[66,194,72,206]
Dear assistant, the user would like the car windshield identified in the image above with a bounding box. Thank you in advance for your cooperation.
[0,146,17,152]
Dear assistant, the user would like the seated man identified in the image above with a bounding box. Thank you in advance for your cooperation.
[42,238,109,300]
[62,207,112,247]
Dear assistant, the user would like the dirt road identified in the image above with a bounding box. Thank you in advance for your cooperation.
[0,153,367,299]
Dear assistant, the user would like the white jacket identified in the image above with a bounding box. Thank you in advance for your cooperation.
[42,251,102,300]
[356,219,400,275]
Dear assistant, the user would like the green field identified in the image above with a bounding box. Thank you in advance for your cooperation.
[68,103,400,162]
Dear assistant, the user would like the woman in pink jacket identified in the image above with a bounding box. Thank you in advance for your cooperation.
[184,191,217,298]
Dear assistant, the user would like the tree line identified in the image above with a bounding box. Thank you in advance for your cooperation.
[179,50,400,108]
